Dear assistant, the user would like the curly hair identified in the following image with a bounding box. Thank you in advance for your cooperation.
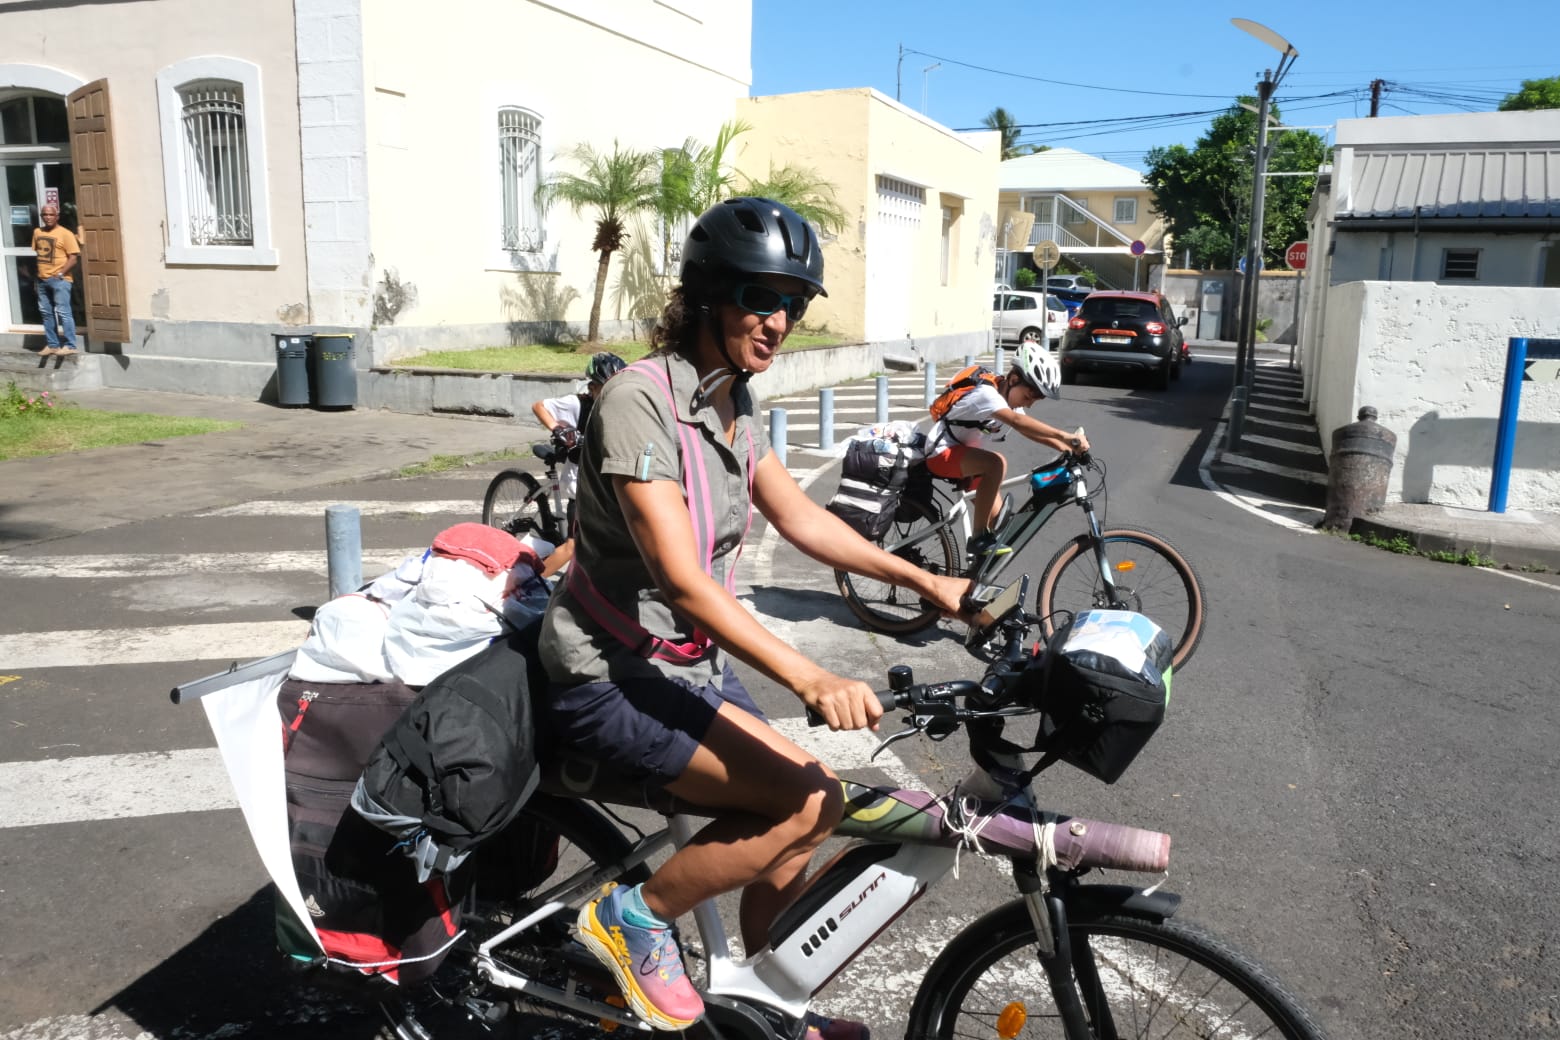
[649,284,714,360]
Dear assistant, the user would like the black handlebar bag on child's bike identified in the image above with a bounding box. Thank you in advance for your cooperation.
[1016,608,1175,783]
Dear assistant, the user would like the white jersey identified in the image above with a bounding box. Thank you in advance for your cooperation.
[927,383,1022,453]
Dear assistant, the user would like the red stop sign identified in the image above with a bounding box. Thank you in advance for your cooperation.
[1285,241,1309,270]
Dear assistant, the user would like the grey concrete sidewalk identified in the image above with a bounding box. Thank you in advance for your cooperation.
[0,388,526,550]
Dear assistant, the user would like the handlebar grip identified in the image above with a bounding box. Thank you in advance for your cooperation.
[1048,818,1170,874]
[806,689,902,728]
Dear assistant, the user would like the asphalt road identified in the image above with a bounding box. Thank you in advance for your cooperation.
[2,353,1556,1040]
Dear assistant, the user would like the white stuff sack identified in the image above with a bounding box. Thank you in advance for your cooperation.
[288,593,394,683]
[383,555,507,685]
[363,550,429,605]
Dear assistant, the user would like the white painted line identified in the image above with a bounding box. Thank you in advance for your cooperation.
[0,747,236,828]
[1236,432,1324,456]
[0,548,422,579]
[196,500,476,518]
[1198,419,1320,535]
[0,619,308,669]
[1214,454,1329,485]
[1242,416,1317,433]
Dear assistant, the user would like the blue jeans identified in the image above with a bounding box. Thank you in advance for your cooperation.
[35,277,76,349]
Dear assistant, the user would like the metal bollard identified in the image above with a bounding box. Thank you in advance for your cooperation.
[964,353,976,369]
[875,375,889,424]
[325,504,362,599]
[1318,407,1397,532]
[1225,386,1247,452]
[994,346,1005,374]
[924,363,938,407]
[770,407,788,468]
[818,387,835,450]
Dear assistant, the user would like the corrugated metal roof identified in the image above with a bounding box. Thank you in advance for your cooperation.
[1343,149,1560,219]
[998,147,1146,191]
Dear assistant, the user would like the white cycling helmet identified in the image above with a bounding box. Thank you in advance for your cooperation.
[1015,342,1062,399]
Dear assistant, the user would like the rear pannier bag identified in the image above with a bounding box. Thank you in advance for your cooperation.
[275,677,469,986]
[352,618,545,883]
[827,437,917,541]
[1027,609,1174,783]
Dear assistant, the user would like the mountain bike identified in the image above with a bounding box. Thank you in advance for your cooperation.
[834,450,1206,670]
[370,579,1325,1040]
[481,434,574,546]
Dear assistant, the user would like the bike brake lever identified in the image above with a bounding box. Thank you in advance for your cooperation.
[870,723,922,760]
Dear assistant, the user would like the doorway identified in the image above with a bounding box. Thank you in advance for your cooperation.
[0,92,82,333]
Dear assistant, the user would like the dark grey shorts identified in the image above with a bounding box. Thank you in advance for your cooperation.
[545,665,766,784]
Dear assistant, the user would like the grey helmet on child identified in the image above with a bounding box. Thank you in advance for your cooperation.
[585,351,626,384]
[1015,342,1062,399]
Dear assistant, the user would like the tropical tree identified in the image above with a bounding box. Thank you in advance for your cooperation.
[540,140,662,343]
[1143,98,1327,270]
[740,163,848,236]
[981,106,1050,160]
[1499,76,1560,111]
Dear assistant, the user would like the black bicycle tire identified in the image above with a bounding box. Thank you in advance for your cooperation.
[482,469,549,537]
[834,496,958,635]
[906,900,1328,1040]
[1036,526,1206,670]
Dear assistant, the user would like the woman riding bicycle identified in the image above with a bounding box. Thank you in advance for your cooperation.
[538,197,968,1033]
[923,342,1091,559]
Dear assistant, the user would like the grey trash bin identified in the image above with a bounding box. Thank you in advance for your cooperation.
[273,334,312,407]
[309,333,357,409]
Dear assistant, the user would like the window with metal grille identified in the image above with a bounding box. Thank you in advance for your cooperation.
[179,81,253,246]
[1442,248,1480,280]
[876,175,926,227]
[1113,197,1137,224]
[499,107,543,252]
[1061,197,1089,225]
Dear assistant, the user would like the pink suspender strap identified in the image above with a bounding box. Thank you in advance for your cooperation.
[565,563,710,665]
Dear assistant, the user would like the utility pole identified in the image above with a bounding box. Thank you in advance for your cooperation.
[1369,78,1384,117]
[1233,74,1275,420]
[896,44,903,103]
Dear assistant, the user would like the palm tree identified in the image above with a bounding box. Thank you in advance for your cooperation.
[982,106,1050,160]
[741,163,847,236]
[540,140,662,343]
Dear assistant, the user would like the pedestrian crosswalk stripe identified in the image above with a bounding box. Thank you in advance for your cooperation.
[0,548,423,579]
[1236,433,1324,457]
[196,500,476,518]
[0,747,236,828]
[0,619,308,669]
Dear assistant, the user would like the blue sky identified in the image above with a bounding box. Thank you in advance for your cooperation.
[750,0,1559,172]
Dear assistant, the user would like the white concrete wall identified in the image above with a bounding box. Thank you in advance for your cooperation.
[1312,281,1560,512]
[359,0,750,353]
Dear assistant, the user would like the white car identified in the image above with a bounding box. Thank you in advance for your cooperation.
[992,290,1068,349]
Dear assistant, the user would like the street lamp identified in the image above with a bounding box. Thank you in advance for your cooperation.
[921,62,941,114]
[1227,17,1298,451]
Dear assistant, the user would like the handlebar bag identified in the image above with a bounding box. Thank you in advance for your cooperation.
[1029,609,1174,783]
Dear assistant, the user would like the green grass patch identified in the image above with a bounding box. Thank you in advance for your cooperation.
[396,447,527,478]
[0,383,242,460]
[389,333,845,373]
[1348,529,1496,568]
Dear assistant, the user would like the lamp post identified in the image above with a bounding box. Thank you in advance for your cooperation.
[1227,18,1298,451]
[921,62,941,114]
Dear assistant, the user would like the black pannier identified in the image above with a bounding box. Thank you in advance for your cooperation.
[827,437,919,541]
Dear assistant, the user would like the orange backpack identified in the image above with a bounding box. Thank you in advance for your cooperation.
[928,365,1001,424]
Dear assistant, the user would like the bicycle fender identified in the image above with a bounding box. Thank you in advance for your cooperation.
[1065,882,1182,922]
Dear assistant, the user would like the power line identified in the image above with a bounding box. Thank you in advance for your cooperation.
[902,47,1238,100]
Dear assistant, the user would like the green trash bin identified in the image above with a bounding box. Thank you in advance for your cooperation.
[273,334,312,407]
[309,333,357,409]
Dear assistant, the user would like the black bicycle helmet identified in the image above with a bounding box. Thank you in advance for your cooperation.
[680,197,827,298]
[585,351,626,383]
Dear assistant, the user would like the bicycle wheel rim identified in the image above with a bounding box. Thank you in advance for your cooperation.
[835,498,957,634]
[1038,528,1205,670]
[483,470,544,537]
[911,907,1326,1040]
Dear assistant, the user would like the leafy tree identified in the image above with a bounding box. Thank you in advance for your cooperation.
[1498,76,1560,111]
[740,164,847,236]
[1143,98,1327,270]
[541,140,662,343]
[981,106,1050,160]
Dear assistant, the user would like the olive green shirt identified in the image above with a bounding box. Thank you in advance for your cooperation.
[539,353,768,689]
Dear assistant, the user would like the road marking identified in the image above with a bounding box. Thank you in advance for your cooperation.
[195,500,476,518]
[1234,432,1325,456]
[0,747,236,828]
[1243,416,1317,433]
[1214,453,1329,484]
[0,619,308,669]
[0,548,422,579]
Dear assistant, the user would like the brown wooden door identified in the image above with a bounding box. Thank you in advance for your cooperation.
[67,79,130,345]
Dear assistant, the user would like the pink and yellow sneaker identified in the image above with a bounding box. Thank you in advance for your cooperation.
[576,883,704,1031]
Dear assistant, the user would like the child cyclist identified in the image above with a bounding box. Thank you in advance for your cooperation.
[529,351,626,573]
[539,197,969,1036]
[923,342,1090,560]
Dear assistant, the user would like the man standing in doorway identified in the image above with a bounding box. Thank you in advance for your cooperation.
[33,203,81,357]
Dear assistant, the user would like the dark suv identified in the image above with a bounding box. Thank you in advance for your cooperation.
[1058,291,1187,390]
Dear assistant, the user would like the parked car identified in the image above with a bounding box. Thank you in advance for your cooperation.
[1057,290,1188,390]
[1045,275,1094,294]
[992,290,1069,350]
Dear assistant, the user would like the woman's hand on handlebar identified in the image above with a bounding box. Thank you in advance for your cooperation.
[798,671,885,732]
[926,573,978,623]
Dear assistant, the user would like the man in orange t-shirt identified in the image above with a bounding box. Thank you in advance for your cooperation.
[32,203,81,356]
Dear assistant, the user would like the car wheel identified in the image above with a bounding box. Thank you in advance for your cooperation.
[1060,365,1077,386]
[1171,355,1183,381]
[1019,328,1043,346]
[1152,358,1172,391]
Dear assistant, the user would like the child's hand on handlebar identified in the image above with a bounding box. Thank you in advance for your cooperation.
[1069,427,1091,457]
